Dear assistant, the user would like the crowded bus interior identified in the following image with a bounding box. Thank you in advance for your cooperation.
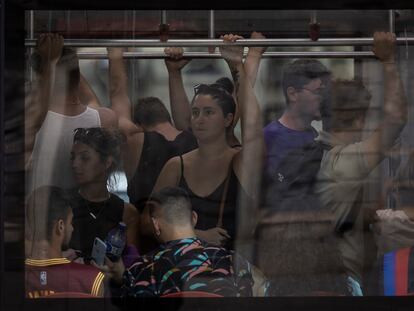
[4,9,414,302]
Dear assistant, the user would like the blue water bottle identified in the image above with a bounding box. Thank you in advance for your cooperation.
[105,222,127,262]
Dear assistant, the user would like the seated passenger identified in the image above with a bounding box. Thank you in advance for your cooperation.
[68,127,138,265]
[25,186,104,298]
[96,187,254,297]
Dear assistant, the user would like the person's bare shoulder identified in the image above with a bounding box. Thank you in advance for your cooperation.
[164,155,183,170]
[180,148,199,161]
[123,203,138,219]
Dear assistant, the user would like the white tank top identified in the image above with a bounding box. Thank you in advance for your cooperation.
[28,106,101,192]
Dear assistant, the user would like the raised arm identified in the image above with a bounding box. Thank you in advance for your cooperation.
[244,31,267,87]
[361,31,408,171]
[79,73,101,109]
[164,47,192,130]
[220,34,265,249]
[108,47,132,120]
[106,47,144,180]
[225,32,265,147]
[220,34,264,200]
[25,33,63,166]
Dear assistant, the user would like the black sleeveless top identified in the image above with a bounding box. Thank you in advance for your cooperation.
[127,131,198,209]
[69,191,124,259]
[177,156,246,249]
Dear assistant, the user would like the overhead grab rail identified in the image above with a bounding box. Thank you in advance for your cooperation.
[74,51,376,59]
[24,37,414,48]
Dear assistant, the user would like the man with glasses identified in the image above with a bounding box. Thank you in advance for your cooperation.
[259,60,334,294]
[263,59,331,188]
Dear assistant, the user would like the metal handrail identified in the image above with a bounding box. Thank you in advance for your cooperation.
[75,51,376,59]
[25,37,414,48]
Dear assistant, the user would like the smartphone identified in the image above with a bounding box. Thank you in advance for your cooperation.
[91,237,107,266]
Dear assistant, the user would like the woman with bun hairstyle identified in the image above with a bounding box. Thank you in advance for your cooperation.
[153,34,264,249]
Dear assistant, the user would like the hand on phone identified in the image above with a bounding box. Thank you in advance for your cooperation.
[91,255,126,285]
[91,237,107,266]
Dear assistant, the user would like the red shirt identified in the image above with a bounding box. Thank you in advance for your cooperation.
[25,258,104,298]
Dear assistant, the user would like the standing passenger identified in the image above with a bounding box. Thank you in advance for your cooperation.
[27,33,117,192]
[262,58,331,208]
[314,32,407,294]
[106,48,198,254]
[153,34,264,249]
[106,48,198,207]
[164,31,267,148]
[69,127,138,263]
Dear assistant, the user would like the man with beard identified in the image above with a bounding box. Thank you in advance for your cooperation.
[25,186,104,298]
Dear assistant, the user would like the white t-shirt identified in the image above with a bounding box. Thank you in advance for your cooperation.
[28,106,101,192]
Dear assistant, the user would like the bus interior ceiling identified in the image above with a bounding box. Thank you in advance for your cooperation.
[26,10,414,38]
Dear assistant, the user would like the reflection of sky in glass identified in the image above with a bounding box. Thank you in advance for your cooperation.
[110,171,129,203]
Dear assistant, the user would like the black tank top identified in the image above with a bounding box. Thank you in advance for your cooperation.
[70,191,124,259]
[177,155,245,249]
[127,131,198,209]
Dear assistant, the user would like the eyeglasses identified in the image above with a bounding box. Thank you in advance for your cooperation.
[194,84,208,95]
[299,87,327,97]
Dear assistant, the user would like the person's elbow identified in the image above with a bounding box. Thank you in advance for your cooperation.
[99,107,119,129]
[385,104,407,128]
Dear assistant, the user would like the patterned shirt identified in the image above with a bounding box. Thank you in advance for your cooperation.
[121,237,253,297]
